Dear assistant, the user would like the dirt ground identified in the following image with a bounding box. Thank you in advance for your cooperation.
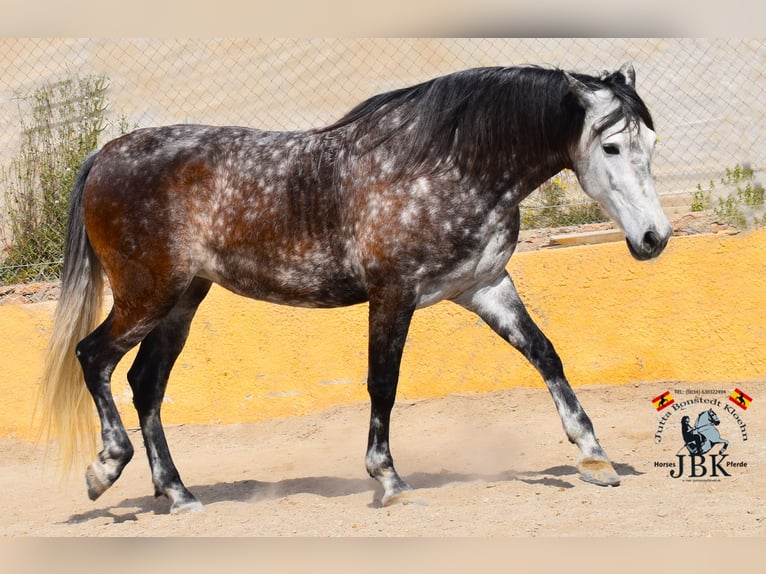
[1,380,763,537]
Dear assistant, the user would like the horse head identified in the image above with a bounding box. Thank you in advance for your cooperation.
[566,63,672,261]
[695,408,720,428]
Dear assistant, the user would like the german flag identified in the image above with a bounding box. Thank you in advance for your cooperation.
[729,388,753,410]
[652,391,675,411]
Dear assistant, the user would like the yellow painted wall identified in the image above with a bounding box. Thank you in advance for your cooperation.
[1,230,765,439]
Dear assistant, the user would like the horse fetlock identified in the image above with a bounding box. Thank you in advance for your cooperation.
[577,457,621,487]
[365,449,391,477]
[100,443,134,465]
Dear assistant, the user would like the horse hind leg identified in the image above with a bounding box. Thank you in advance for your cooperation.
[78,270,202,503]
[454,273,620,487]
[77,309,161,501]
[127,277,212,514]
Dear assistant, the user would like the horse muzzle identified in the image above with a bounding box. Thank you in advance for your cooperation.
[626,227,671,261]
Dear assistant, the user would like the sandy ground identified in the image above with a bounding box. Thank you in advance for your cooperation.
[1,381,763,537]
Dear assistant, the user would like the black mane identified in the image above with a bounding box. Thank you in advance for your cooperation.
[318,66,654,188]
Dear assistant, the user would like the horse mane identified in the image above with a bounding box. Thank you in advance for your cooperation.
[316,66,654,187]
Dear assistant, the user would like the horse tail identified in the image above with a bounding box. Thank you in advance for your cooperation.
[37,150,104,478]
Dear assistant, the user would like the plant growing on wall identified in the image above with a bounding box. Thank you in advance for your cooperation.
[521,171,609,229]
[0,75,127,284]
[691,164,765,228]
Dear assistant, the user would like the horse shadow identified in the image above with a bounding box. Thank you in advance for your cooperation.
[62,461,643,524]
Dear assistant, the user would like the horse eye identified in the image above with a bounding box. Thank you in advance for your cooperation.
[602,144,620,156]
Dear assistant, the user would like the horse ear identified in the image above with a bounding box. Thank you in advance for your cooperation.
[618,62,636,87]
[564,72,595,109]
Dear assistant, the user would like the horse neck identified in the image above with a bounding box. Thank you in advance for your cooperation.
[477,148,569,205]
[510,158,570,198]
[460,71,578,196]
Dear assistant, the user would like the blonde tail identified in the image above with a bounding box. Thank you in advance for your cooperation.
[37,151,104,478]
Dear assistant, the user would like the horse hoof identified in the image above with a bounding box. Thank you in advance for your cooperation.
[381,486,425,507]
[85,463,112,501]
[577,458,621,487]
[170,499,205,515]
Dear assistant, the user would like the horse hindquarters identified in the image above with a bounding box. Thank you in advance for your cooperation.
[41,142,213,507]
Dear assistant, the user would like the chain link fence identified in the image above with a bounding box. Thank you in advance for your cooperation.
[1,38,763,284]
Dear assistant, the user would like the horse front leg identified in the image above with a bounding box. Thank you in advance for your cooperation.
[365,287,417,506]
[454,272,620,486]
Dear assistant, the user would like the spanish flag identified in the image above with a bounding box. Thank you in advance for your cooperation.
[652,391,674,411]
[729,388,753,410]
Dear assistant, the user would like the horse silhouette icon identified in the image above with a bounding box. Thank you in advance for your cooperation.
[681,409,729,456]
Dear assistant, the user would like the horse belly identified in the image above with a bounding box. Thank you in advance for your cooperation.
[199,247,368,309]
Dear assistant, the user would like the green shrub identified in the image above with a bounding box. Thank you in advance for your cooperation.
[691,164,765,228]
[521,173,609,229]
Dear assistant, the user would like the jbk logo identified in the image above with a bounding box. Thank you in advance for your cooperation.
[653,405,748,480]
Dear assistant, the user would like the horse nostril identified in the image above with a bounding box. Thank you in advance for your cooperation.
[643,230,661,252]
